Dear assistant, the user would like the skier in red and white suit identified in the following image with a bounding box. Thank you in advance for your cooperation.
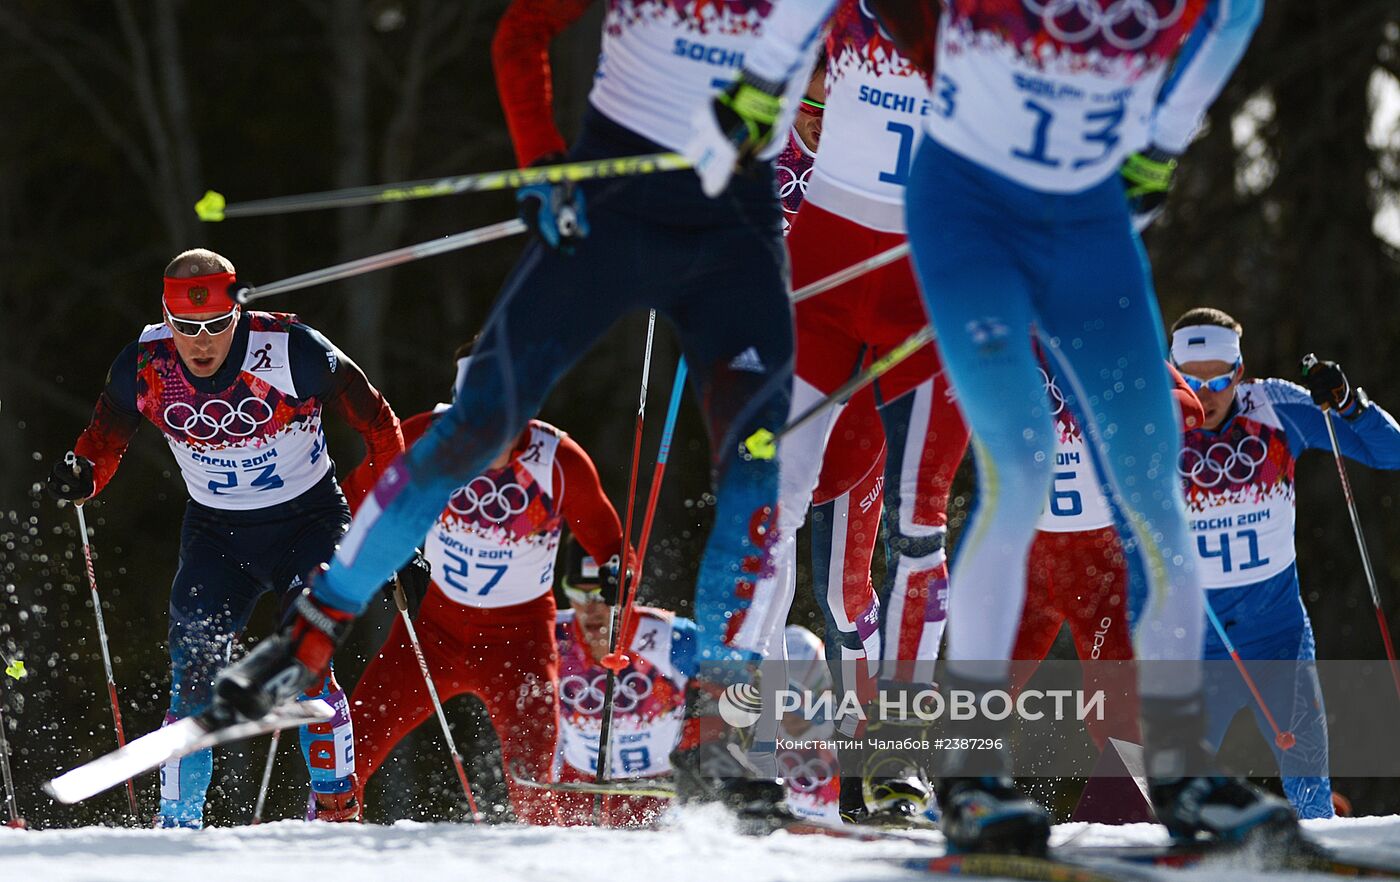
[1011,362,1204,749]
[350,349,633,825]
[757,0,970,821]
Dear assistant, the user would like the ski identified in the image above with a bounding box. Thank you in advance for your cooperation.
[1056,838,1400,878]
[897,853,1159,882]
[507,759,677,799]
[44,699,334,805]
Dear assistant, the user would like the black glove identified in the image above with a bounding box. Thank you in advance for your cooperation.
[46,452,94,502]
[1302,354,1368,419]
[600,554,625,607]
[1120,147,1178,232]
[384,549,431,616]
[516,153,589,255]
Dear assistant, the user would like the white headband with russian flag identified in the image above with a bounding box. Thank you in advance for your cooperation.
[1171,324,1241,366]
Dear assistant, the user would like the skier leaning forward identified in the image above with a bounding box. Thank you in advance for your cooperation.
[212,0,820,814]
[46,249,402,827]
[688,0,1303,854]
[349,345,634,825]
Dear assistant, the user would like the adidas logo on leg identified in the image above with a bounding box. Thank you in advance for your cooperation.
[728,347,766,374]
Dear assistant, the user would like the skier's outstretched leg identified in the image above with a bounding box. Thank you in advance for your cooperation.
[213,186,650,722]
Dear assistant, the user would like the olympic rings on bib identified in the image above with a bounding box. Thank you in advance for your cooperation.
[559,672,655,715]
[776,162,811,208]
[163,397,274,441]
[447,475,530,522]
[1022,0,1187,51]
[777,751,835,793]
[1039,368,1068,416]
[1178,434,1269,489]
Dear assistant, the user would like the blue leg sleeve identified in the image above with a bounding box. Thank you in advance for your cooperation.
[320,238,636,614]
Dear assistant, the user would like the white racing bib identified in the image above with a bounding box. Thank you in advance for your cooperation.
[555,610,689,779]
[424,424,564,608]
[925,1,1201,193]
[1181,381,1299,589]
[804,0,927,232]
[1037,368,1113,532]
[136,319,331,511]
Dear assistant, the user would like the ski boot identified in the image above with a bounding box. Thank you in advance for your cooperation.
[308,778,363,823]
[213,574,355,723]
[837,742,937,827]
[1142,695,1298,844]
[1149,776,1296,843]
[934,673,1049,856]
[940,776,1051,856]
[669,681,790,824]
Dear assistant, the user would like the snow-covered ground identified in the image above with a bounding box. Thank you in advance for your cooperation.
[2,812,1398,882]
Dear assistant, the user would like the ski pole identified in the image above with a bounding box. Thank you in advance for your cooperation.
[789,243,910,305]
[250,730,280,825]
[234,219,527,306]
[391,576,482,822]
[1312,381,1400,703]
[593,312,657,823]
[743,326,933,460]
[1203,604,1294,750]
[1,654,25,828]
[614,360,689,659]
[599,360,688,796]
[194,153,690,221]
[67,456,140,820]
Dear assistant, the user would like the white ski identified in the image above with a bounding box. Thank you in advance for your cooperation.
[44,700,334,805]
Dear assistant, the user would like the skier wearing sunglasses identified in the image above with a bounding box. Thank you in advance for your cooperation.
[1171,307,1400,819]
[45,249,403,827]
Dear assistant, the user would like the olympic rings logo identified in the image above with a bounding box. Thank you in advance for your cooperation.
[1178,435,1269,489]
[1039,368,1067,415]
[777,751,834,794]
[447,475,530,523]
[1022,0,1187,50]
[559,672,654,715]
[163,397,274,441]
[775,163,811,211]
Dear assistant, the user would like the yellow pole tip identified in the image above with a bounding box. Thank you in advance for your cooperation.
[743,429,776,461]
[4,660,24,680]
[194,190,226,222]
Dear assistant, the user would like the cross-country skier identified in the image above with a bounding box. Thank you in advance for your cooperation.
[1170,307,1400,819]
[45,249,403,827]
[1011,361,1203,749]
[553,536,694,827]
[708,0,972,824]
[211,0,818,815]
[687,0,1295,854]
[349,345,632,825]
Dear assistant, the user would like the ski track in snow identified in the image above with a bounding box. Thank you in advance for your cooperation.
[2,811,1398,882]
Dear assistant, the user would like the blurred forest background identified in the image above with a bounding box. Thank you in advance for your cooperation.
[0,0,1398,828]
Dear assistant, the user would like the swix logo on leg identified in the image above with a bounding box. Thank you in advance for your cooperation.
[858,476,885,514]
